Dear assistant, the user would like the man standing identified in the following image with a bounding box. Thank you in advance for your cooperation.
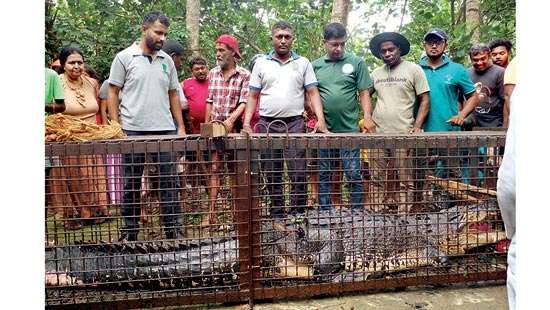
[243,21,328,218]
[203,34,250,227]
[419,28,479,185]
[312,22,374,212]
[161,40,189,130]
[488,39,513,69]
[183,57,209,134]
[467,44,505,186]
[181,56,209,208]
[368,32,430,212]
[468,44,505,128]
[107,11,185,241]
[420,28,478,132]
[489,39,513,127]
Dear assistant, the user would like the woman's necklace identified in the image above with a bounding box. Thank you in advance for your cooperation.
[63,74,87,108]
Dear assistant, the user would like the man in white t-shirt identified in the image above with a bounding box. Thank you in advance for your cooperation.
[242,21,328,218]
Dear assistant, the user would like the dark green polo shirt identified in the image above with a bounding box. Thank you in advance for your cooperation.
[312,53,373,133]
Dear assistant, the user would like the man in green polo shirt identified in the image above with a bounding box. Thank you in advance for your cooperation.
[313,22,374,213]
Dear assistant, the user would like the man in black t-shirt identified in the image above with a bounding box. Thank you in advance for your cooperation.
[468,43,505,128]
[467,43,505,187]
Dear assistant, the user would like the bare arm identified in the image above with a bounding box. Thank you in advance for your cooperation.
[358,90,376,133]
[223,103,246,133]
[99,99,108,124]
[205,102,212,124]
[411,91,430,134]
[306,86,329,133]
[242,90,260,134]
[448,91,479,126]
[503,84,515,128]
[169,89,185,135]
[107,84,121,124]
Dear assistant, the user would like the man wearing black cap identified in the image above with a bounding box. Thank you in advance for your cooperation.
[161,40,190,130]
[368,32,430,212]
[420,28,478,133]
[418,28,479,186]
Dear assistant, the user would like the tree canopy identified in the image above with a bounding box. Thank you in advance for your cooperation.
[45,0,515,80]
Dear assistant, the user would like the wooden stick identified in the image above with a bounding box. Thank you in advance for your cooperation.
[426,175,497,196]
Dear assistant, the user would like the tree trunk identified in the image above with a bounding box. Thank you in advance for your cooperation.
[450,0,455,29]
[398,0,408,32]
[186,0,201,57]
[465,0,481,43]
[330,0,351,27]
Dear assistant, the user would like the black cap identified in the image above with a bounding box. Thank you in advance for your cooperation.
[161,40,185,56]
[424,28,448,41]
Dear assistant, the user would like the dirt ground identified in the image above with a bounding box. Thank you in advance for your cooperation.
[178,283,507,310]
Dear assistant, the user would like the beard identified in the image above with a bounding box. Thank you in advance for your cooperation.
[145,36,162,51]
[217,58,229,69]
[427,51,444,60]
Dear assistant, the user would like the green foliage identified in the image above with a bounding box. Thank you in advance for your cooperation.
[355,0,515,67]
[400,0,515,65]
[199,0,332,71]
[46,0,187,80]
[46,0,515,80]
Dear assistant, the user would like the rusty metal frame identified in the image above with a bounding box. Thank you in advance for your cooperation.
[46,131,507,309]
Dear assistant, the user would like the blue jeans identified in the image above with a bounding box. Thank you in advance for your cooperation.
[319,148,363,211]
[121,130,182,240]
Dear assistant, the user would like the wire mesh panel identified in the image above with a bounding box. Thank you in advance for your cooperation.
[45,131,507,308]
[45,135,251,308]
[248,132,507,301]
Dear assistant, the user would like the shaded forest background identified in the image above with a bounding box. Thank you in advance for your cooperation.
[45,0,515,80]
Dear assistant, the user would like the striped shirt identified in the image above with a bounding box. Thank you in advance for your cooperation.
[206,66,250,122]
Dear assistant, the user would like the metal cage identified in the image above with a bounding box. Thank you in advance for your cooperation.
[45,131,508,308]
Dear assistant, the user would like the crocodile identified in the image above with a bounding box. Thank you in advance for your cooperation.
[46,202,505,289]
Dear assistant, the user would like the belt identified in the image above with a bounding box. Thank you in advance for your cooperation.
[260,115,303,123]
